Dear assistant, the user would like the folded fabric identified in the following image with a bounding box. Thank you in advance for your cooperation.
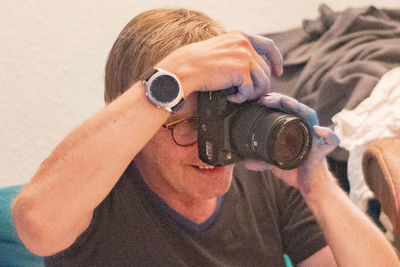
[332,67,400,150]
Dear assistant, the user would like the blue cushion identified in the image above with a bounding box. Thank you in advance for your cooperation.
[284,254,294,267]
[0,184,44,266]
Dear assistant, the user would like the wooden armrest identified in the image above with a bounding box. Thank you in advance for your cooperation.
[362,137,400,234]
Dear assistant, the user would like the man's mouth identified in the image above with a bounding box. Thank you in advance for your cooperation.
[192,164,219,170]
[197,165,215,170]
[191,164,231,175]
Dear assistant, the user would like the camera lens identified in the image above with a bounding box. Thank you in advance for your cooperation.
[268,116,312,169]
[230,103,312,170]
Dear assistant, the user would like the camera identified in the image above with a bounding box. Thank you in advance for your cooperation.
[197,88,313,170]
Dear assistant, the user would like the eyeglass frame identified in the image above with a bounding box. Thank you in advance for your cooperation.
[162,116,198,147]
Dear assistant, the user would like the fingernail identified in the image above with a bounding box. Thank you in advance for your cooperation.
[313,125,321,134]
[227,94,245,103]
[278,65,283,76]
[262,95,275,103]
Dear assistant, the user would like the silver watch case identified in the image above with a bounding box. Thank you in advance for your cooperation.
[144,68,185,113]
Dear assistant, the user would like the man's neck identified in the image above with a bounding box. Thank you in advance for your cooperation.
[142,174,218,223]
[164,196,218,223]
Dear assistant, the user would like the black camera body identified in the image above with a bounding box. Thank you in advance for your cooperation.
[197,88,313,170]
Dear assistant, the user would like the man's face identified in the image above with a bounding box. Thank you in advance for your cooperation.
[135,94,234,202]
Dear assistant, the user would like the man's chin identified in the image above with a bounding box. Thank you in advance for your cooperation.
[193,169,233,198]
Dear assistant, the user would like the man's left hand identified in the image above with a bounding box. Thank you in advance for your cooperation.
[243,93,340,193]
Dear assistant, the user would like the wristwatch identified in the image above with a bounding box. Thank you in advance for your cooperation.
[144,68,185,113]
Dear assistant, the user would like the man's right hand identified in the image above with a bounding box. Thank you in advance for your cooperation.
[155,31,283,103]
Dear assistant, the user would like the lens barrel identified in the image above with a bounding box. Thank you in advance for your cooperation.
[230,103,312,170]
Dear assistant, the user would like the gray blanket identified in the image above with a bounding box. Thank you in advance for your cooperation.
[265,4,400,128]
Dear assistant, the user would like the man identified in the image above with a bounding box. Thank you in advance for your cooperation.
[12,8,399,266]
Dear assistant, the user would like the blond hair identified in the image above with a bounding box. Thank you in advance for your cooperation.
[104,8,226,103]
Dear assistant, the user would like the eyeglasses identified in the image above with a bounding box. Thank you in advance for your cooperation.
[162,116,198,147]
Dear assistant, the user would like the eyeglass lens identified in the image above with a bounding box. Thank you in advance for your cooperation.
[172,117,198,146]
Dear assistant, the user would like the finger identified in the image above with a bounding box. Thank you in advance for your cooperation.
[259,93,284,109]
[228,69,269,103]
[250,61,270,99]
[227,60,269,103]
[260,93,319,127]
[245,33,283,76]
[243,33,283,76]
[313,126,341,147]
[243,159,273,171]
[280,96,319,127]
[261,55,273,77]
[227,85,251,103]
[252,52,272,81]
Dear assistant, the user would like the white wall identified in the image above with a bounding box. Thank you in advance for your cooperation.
[1,0,399,187]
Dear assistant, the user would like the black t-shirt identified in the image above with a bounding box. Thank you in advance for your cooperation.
[45,163,326,266]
